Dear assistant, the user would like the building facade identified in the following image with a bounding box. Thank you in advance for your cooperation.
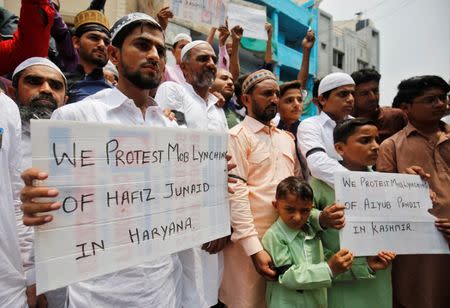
[317,10,380,78]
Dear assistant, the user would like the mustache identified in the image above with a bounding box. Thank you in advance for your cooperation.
[30,93,58,108]
[141,60,160,69]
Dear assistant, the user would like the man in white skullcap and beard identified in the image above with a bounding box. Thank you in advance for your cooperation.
[155,40,228,307]
[163,33,192,83]
[297,72,356,187]
[11,57,68,169]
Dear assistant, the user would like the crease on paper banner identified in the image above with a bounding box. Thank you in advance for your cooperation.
[31,120,230,294]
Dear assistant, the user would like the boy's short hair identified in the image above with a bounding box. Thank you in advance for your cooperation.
[392,75,450,108]
[276,176,314,202]
[351,68,381,86]
[333,118,377,144]
[280,80,302,97]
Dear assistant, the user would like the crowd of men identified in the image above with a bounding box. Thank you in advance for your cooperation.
[1,1,449,308]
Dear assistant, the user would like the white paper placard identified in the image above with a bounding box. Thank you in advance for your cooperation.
[31,120,230,294]
[334,171,449,256]
[168,0,229,28]
[227,2,267,40]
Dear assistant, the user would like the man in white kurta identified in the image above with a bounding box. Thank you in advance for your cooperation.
[0,92,34,308]
[19,13,184,307]
[155,40,228,307]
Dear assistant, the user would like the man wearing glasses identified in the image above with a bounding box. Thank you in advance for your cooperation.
[377,75,450,308]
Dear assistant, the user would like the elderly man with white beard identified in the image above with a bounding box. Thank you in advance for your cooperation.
[155,40,229,307]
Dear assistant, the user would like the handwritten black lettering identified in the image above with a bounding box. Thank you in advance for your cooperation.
[80,150,95,167]
[106,188,155,207]
[129,217,193,245]
[53,142,76,167]
[371,222,413,235]
[163,182,210,198]
[397,197,421,209]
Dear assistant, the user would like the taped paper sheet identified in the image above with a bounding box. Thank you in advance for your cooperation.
[334,171,449,256]
[31,120,230,294]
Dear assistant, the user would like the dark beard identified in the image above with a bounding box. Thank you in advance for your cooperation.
[253,99,277,123]
[122,62,161,90]
[18,94,58,123]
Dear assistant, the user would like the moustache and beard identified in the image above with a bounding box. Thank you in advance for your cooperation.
[18,93,58,123]
[191,67,216,88]
[252,98,278,123]
[122,59,162,89]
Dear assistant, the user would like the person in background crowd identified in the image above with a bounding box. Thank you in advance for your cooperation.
[207,22,243,81]
[103,60,119,86]
[377,75,450,308]
[164,32,192,84]
[11,57,67,168]
[19,12,183,307]
[211,68,243,128]
[65,9,111,103]
[351,68,407,143]
[277,81,310,180]
[0,0,54,76]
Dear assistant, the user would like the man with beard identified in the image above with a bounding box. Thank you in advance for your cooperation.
[156,40,227,131]
[65,9,112,103]
[351,68,407,143]
[11,57,68,169]
[210,68,243,128]
[155,40,228,307]
[220,69,343,307]
[18,13,183,307]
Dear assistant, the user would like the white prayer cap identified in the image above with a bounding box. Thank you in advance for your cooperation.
[111,12,162,46]
[104,61,118,79]
[173,33,192,45]
[180,40,211,61]
[12,57,66,85]
[318,72,355,96]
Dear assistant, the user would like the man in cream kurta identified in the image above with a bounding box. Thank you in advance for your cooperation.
[219,70,302,307]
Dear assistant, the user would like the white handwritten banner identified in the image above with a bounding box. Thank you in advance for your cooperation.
[227,1,267,40]
[334,171,449,256]
[31,120,230,294]
[168,0,229,27]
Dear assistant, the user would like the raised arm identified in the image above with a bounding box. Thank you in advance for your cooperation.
[297,29,315,90]
[0,0,55,75]
[229,25,243,81]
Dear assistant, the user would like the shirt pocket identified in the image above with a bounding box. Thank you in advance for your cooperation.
[247,150,271,184]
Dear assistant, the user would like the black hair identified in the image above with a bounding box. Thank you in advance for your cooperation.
[312,78,321,99]
[276,176,314,202]
[234,73,250,107]
[333,118,377,144]
[392,75,450,108]
[12,71,21,89]
[280,80,301,97]
[351,68,381,86]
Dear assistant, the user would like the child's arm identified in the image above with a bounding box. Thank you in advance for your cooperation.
[262,230,333,291]
[331,256,376,281]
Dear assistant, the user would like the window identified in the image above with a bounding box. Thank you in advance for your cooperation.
[333,49,344,69]
[357,59,368,70]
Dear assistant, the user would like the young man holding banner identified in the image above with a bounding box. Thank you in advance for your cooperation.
[19,13,183,307]
[377,75,450,308]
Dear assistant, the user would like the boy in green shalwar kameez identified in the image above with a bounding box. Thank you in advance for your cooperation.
[262,177,354,308]
[310,118,396,308]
